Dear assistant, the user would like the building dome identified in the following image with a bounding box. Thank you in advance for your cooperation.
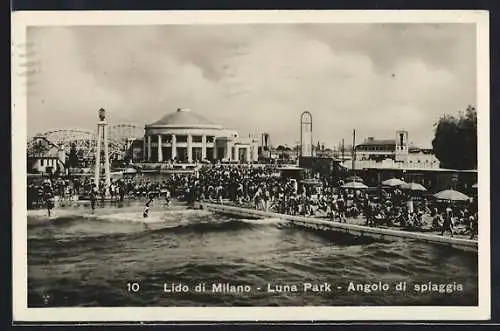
[148,108,222,129]
[141,107,258,164]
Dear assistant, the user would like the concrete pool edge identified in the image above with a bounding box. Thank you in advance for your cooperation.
[200,202,478,253]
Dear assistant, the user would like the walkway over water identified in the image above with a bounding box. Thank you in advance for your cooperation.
[200,202,478,252]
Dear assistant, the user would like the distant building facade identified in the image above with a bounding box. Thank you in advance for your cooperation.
[346,130,440,170]
[138,108,259,163]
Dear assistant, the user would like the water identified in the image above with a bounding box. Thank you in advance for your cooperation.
[27,201,478,307]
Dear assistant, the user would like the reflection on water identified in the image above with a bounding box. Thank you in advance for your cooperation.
[28,201,478,307]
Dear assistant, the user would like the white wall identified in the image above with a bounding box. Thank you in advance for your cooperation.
[31,158,60,173]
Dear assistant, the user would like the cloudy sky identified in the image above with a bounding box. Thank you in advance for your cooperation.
[26,23,476,148]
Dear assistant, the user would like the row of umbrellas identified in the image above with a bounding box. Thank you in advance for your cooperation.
[382,178,427,191]
[340,180,426,191]
[341,177,420,190]
[340,176,473,202]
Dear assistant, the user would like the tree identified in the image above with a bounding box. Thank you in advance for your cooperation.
[30,139,50,157]
[432,105,477,170]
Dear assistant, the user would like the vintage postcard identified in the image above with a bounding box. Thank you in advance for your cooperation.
[12,10,490,322]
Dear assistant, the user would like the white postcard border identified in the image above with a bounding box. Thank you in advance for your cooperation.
[11,10,491,322]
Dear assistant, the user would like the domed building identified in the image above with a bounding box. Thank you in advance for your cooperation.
[142,108,259,163]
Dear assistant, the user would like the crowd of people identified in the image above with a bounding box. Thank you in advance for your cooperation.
[27,164,478,239]
[189,165,478,239]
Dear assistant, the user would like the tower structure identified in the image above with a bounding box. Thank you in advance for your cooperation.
[395,130,409,162]
[94,108,111,193]
[300,111,313,157]
[261,133,271,150]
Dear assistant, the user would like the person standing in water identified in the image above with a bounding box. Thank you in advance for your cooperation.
[164,189,171,206]
[89,184,98,213]
[43,183,55,217]
[142,197,154,230]
[99,183,106,205]
[143,197,154,218]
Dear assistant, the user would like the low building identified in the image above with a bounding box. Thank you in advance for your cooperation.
[359,167,477,193]
[338,130,475,192]
[27,135,66,174]
[355,137,396,162]
[299,156,342,178]
[139,108,259,163]
[348,130,440,170]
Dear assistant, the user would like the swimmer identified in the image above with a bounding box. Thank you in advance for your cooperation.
[143,197,154,218]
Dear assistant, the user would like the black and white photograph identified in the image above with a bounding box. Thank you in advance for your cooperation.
[12,10,490,322]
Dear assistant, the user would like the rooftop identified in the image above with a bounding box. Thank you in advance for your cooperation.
[148,108,223,129]
[357,138,396,146]
[27,136,62,158]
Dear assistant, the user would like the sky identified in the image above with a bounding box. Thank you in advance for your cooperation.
[26,23,476,148]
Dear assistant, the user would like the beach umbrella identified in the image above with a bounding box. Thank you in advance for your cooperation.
[300,179,322,186]
[400,182,427,192]
[381,178,406,187]
[123,167,137,174]
[341,181,368,189]
[472,183,478,189]
[434,189,470,202]
[346,176,364,182]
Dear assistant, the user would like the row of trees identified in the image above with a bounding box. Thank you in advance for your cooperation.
[432,105,477,170]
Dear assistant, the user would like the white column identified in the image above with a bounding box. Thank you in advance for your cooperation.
[213,140,217,160]
[94,124,102,188]
[227,141,234,161]
[157,135,163,162]
[103,123,111,193]
[171,134,177,161]
[201,135,207,160]
[187,134,193,163]
[143,136,146,161]
[234,146,239,162]
[147,135,152,161]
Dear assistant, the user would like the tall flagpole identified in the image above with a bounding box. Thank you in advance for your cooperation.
[351,129,356,175]
[94,126,102,187]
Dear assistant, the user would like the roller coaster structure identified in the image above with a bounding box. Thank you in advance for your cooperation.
[27,124,144,163]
